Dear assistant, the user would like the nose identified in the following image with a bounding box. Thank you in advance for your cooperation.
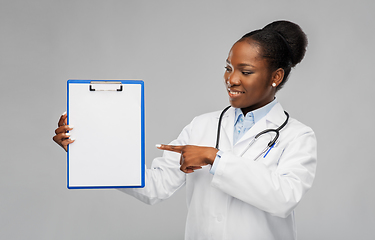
[226,72,240,87]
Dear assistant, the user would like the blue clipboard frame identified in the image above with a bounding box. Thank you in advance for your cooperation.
[67,79,145,189]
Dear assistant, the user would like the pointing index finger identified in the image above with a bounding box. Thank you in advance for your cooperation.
[156,144,185,153]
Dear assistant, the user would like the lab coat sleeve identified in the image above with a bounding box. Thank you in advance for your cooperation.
[211,128,317,218]
[117,122,191,205]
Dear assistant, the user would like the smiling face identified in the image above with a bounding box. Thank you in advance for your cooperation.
[224,39,279,115]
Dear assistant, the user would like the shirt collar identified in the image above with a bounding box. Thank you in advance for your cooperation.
[234,98,278,124]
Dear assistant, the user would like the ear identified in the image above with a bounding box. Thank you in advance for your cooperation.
[271,68,284,87]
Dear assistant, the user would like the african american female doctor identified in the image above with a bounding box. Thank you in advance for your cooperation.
[53,20,317,240]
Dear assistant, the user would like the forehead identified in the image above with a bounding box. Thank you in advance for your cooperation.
[227,40,264,65]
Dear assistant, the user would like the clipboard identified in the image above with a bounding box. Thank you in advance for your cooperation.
[67,80,145,189]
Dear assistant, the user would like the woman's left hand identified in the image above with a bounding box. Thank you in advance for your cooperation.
[157,144,218,173]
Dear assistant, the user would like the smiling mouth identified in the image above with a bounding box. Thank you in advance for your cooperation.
[228,89,245,95]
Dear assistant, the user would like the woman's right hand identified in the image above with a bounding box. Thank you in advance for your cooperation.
[53,112,75,152]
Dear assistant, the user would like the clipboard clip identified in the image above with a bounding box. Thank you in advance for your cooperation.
[89,81,123,91]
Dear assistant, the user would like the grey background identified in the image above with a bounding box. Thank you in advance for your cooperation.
[1,0,374,239]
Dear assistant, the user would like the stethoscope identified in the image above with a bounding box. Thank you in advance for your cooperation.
[215,106,289,160]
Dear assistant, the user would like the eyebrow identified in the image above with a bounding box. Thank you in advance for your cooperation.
[226,59,255,68]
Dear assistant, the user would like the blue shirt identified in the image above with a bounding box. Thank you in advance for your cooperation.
[210,99,278,174]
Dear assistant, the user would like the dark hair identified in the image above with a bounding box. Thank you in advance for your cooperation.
[240,20,308,90]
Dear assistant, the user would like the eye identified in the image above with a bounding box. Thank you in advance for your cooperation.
[224,66,232,72]
[242,71,253,75]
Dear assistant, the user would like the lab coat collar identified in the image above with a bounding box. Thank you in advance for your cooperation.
[265,103,288,127]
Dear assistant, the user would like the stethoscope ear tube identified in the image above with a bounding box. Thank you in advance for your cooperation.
[255,129,279,147]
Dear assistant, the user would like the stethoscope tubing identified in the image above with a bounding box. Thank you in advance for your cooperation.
[215,105,231,149]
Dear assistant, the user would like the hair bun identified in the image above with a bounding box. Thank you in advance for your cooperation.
[263,20,308,67]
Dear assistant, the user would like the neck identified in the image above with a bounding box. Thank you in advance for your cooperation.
[241,98,275,116]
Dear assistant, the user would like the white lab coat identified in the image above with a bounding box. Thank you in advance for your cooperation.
[119,102,317,240]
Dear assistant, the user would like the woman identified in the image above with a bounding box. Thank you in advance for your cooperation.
[54,20,317,240]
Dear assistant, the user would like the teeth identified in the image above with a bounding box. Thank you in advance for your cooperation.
[229,91,242,95]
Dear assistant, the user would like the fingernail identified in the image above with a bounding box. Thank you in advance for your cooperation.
[70,137,76,141]
[62,111,67,115]
[65,133,71,136]
[68,125,74,129]
[155,144,162,148]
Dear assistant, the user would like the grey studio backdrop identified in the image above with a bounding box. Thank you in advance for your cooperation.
[1,0,374,239]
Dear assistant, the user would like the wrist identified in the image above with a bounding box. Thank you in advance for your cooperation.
[207,148,219,165]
